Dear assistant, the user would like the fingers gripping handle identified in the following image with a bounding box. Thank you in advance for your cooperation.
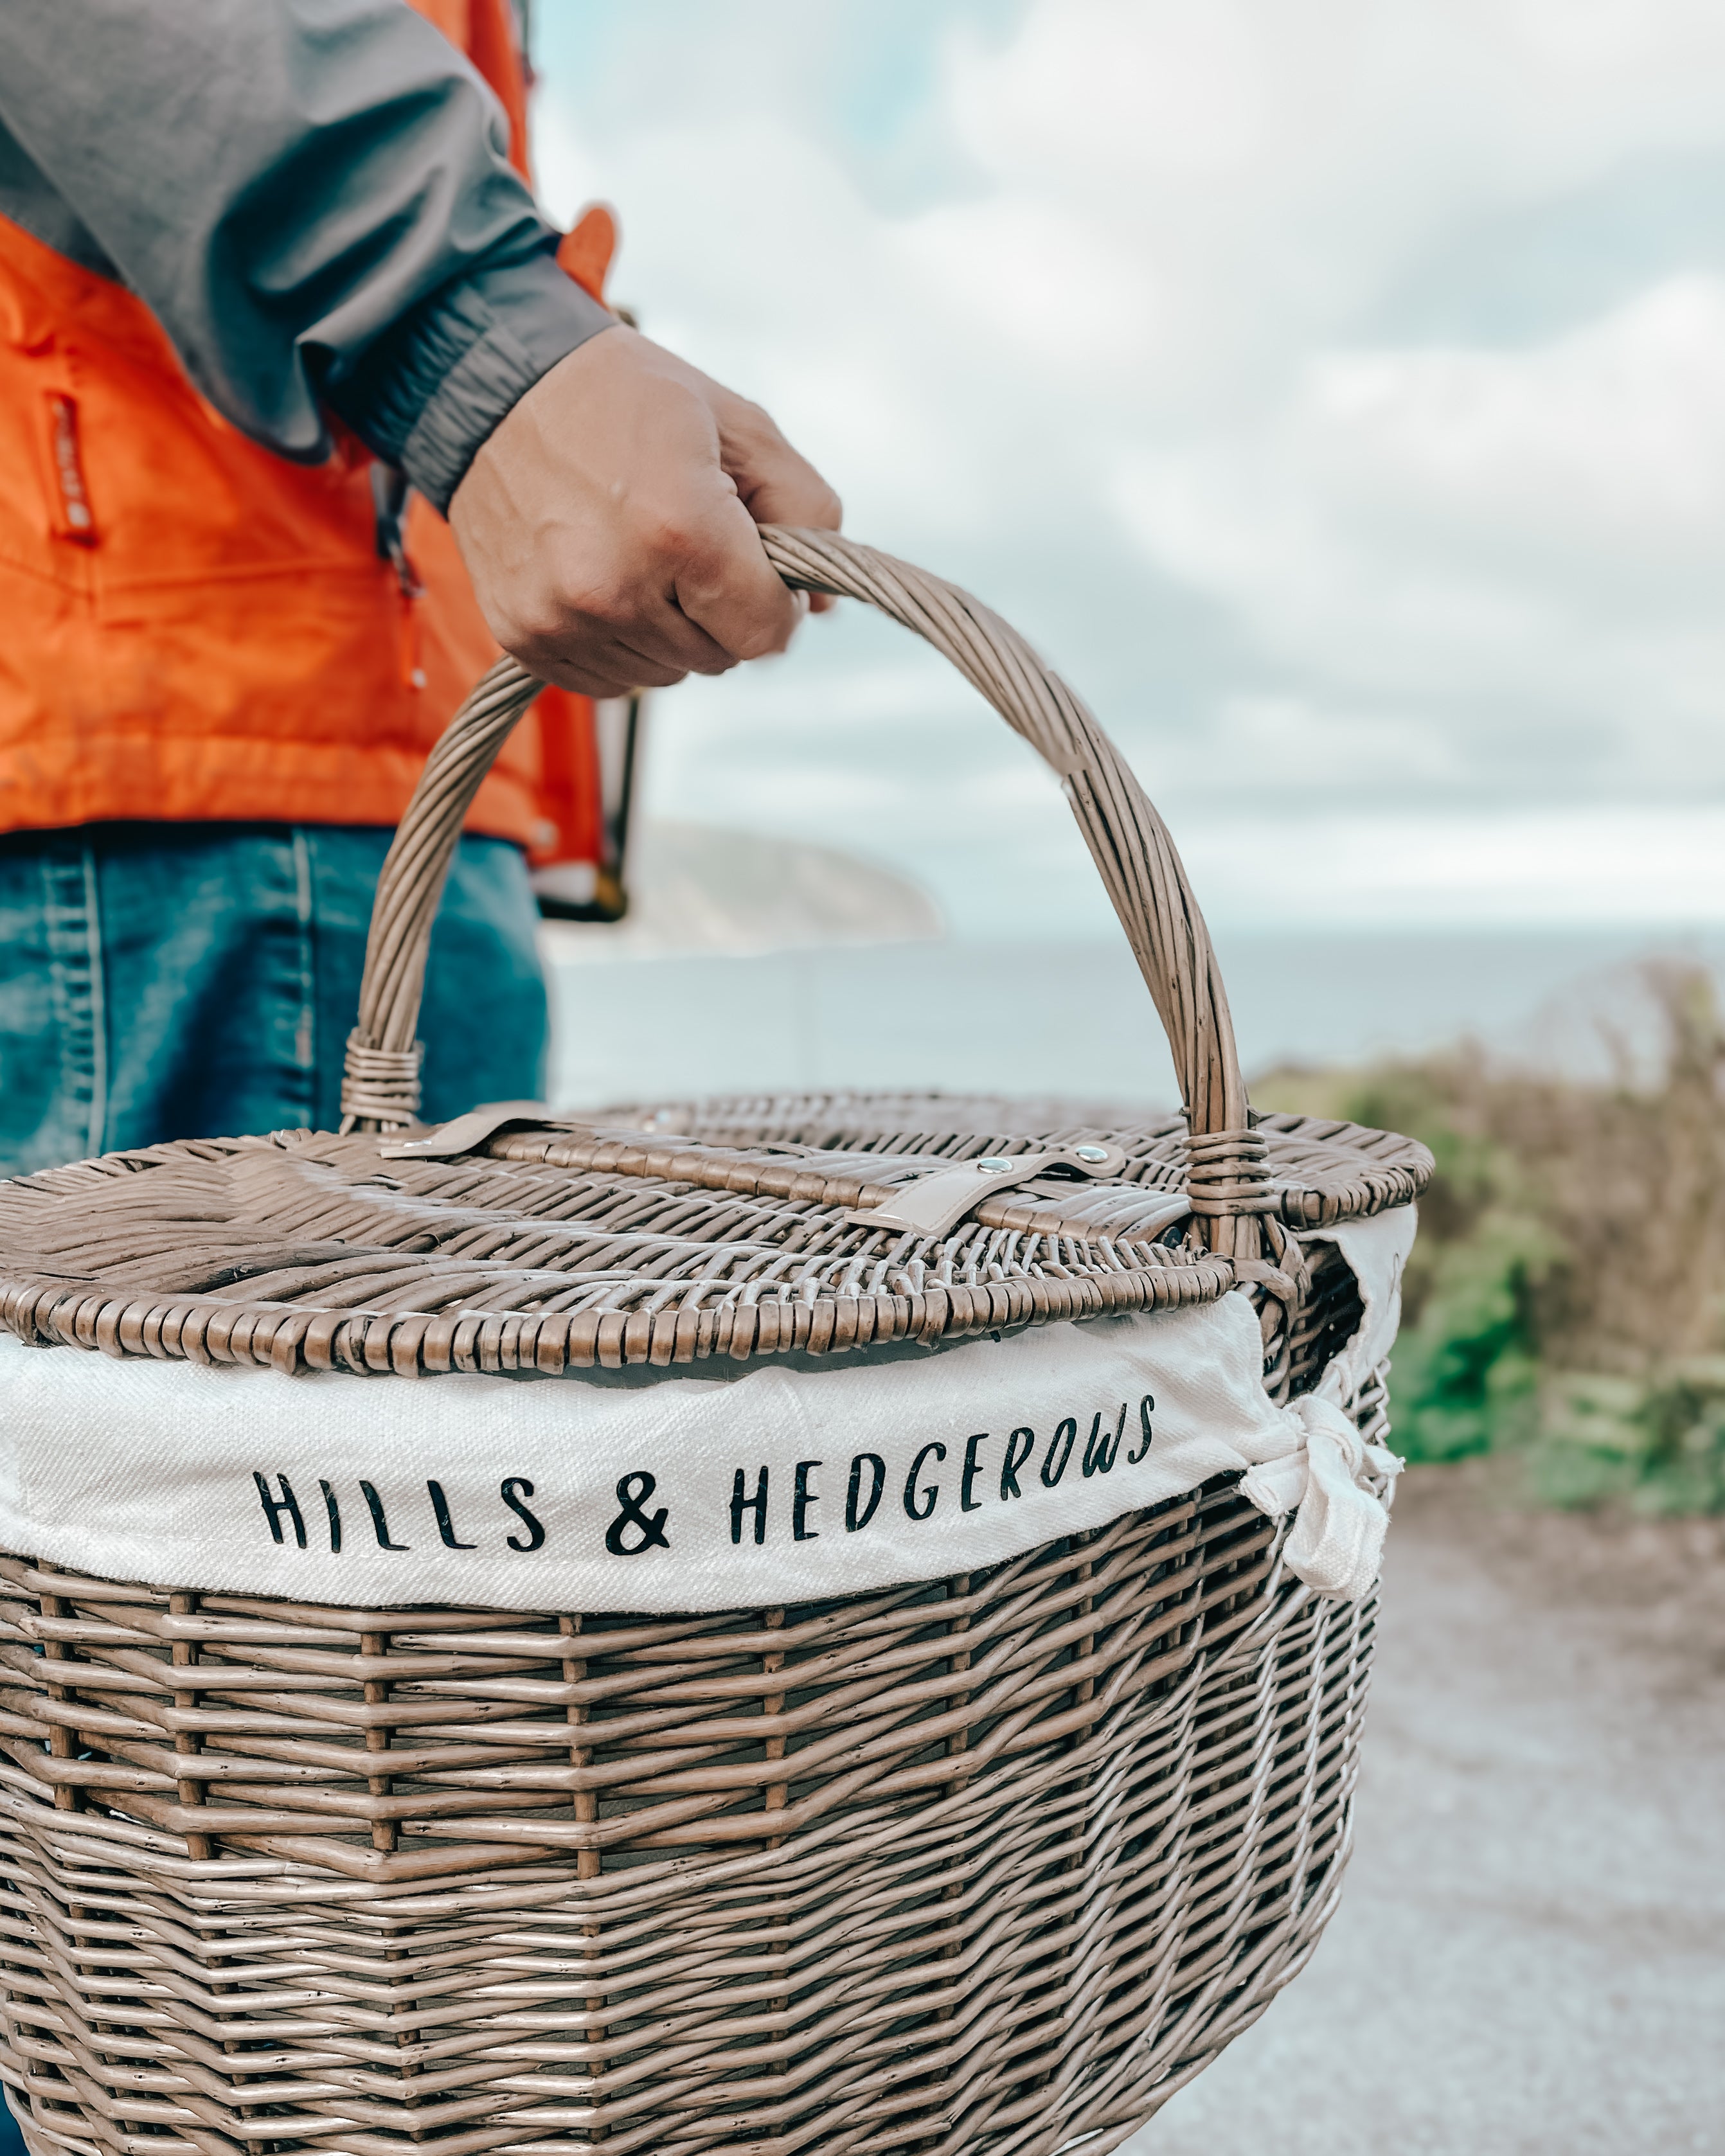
[342,529,1269,1261]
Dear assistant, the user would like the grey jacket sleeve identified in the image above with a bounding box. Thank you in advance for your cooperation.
[0,0,614,510]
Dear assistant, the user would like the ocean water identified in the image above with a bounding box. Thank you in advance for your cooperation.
[544,926,1725,1112]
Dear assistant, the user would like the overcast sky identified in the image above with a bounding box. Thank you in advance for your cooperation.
[533,1,1725,938]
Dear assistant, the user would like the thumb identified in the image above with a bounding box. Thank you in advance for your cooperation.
[672,488,801,661]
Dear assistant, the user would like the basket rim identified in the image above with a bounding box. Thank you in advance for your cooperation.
[0,1105,1426,1380]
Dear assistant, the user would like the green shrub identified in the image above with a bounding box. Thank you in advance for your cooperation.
[1390,1213,1551,1463]
[1535,1364,1725,1514]
[1257,963,1725,1513]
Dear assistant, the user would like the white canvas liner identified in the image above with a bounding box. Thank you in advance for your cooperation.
[0,1208,1413,1614]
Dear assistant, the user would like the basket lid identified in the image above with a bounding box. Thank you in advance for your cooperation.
[0,1114,1232,1376]
[0,532,1424,1378]
[608,1091,1433,1232]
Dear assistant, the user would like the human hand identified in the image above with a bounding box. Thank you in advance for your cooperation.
[448,326,842,697]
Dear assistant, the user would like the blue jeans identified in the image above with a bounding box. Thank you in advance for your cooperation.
[0,824,548,1176]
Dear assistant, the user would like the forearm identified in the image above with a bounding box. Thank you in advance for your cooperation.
[0,0,612,506]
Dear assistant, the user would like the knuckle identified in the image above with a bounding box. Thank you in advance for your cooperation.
[565,569,637,630]
[521,557,610,636]
[718,388,773,433]
[491,578,565,654]
[544,539,655,632]
[728,611,791,663]
[648,524,697,573]
[648,508,721,577]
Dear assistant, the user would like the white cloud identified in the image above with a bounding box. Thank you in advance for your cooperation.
[1180,805,1725,927]
[532,0,1725,931]
[1117,275,1725,785]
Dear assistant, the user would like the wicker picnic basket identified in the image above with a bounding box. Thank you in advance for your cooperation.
[0,530,1428,2156]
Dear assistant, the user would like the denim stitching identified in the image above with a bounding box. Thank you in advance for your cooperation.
[81,844,107,1157]
[37,841,103,1161]
[291,829,316,1085]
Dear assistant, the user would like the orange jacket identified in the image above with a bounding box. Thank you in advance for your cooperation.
[0,0,602,864]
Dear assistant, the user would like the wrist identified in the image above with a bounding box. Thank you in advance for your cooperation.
[326,244,618,513]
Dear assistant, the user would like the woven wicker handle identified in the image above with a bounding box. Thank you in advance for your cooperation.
[342,528,1269,1260]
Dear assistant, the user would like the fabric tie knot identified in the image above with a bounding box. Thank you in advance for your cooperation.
[1239,1392,1403,1603]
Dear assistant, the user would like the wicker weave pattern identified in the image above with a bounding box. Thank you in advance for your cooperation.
[0,521,1422,2152]
[0,1421,1382,2156]
[0,1127,1232,1378]
[0,1110,1424,1380]
[613,1095,1434,1231]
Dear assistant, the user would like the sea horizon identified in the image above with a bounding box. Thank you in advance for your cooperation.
[544,922,1725,1113]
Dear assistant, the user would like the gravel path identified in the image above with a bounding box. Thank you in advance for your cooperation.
[1133,1466,1725,2155]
